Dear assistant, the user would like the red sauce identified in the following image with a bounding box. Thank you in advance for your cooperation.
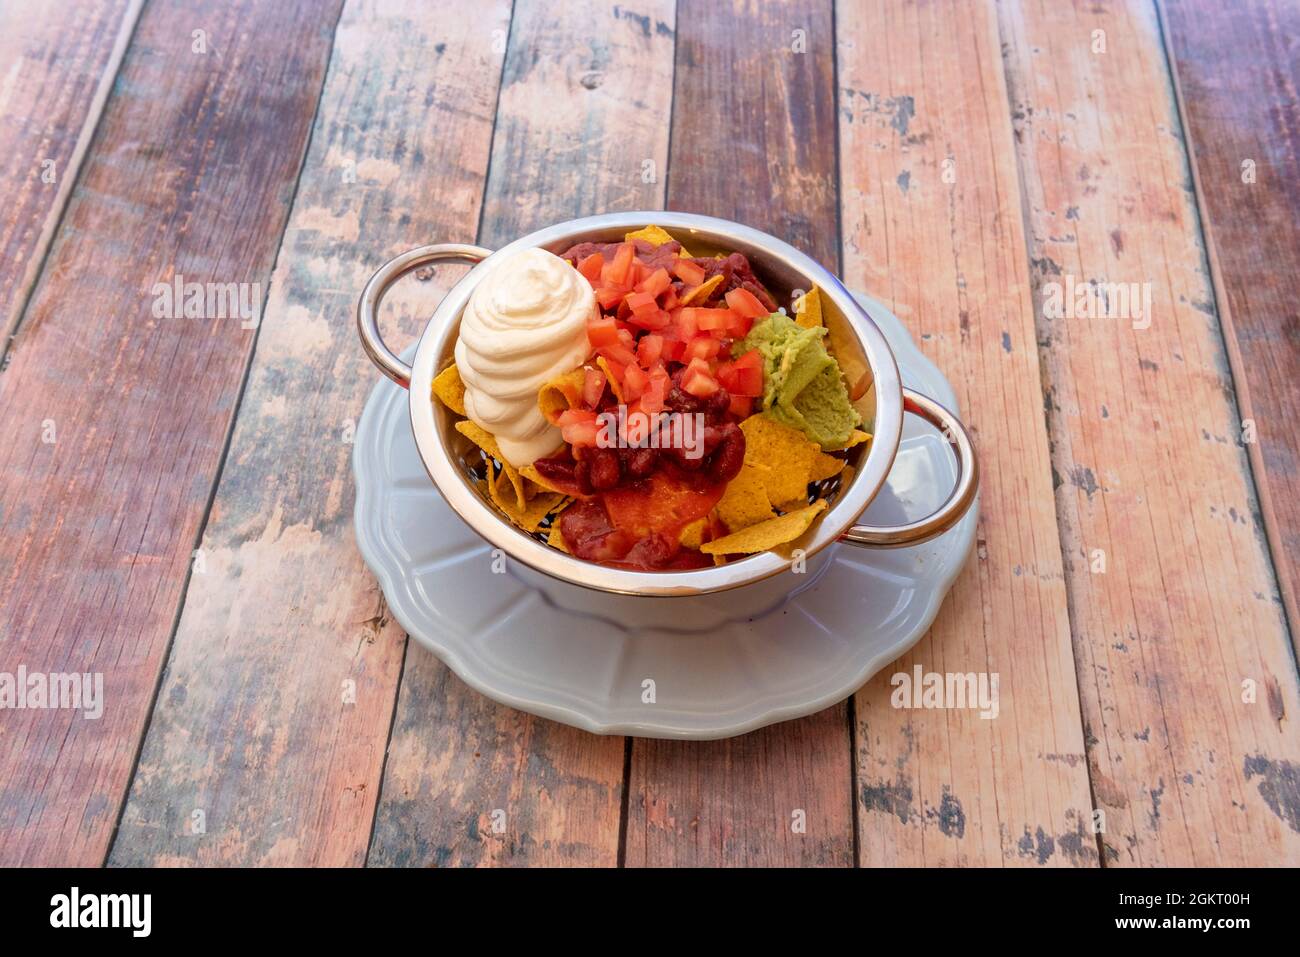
[558,470,725,569]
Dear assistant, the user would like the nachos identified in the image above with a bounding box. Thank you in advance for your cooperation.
[433,226,872,569]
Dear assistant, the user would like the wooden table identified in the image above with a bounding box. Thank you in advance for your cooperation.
[2,0,1297,868]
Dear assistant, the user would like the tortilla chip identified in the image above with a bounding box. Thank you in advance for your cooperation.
[845,429,872,449]
[678,517,708,550]
[680,274,724,306]
[625,224,693,258]
[487,467,566,533]
[595,356,626,403]
[792,286,823,329]
[547,521,569,552]
[740,414,819,508]
[538,367,587,423]
[715,464,776,532]
[808,452,846,482]
[519,464,562,497]
[455,419,527,510]
[701,500,829,555]
[431,363,467,415]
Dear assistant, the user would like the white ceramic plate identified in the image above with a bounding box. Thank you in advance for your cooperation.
[353,293,976,739]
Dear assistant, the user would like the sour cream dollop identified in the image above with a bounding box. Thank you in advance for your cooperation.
[455,247,595,467]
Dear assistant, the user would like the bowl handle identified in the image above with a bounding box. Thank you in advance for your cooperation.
[357,243,493,388]
[841,389,979,548]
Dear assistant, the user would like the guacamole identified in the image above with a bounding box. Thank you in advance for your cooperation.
[738,313,860,449]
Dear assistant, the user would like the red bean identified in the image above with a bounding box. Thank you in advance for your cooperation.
[588,447,622,490]
[707,424,745,482]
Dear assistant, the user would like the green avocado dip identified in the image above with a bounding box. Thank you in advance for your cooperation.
[738,313,861,449]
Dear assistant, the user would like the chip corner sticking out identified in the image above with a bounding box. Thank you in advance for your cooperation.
[454,419,528,510]
[680,273,724,306]
[700,499,829,555]
[432,362,467,415]
[487,467,565,534]
[538,367,586,423]
[808,452,846,482]
[678,517,708,550]
[595,356,626,403]
[792,286,824,329]
[625,224,693,258]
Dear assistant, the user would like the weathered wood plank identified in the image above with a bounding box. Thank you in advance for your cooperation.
[838,0,1097,866]
[0,0,141,346]
[108,0,507,868]
[367,0,676,868]
[1160,0,1300,654]
[0,0,343,867]
[625,0,856,868]
[1000,0,1300,864]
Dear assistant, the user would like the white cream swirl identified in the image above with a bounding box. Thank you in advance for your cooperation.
[455,247,595,466]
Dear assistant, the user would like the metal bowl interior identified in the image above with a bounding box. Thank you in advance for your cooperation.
[407,212,904,597]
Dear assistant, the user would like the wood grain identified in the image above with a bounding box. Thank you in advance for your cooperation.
[838,0,1097,866]
[625,0,856,868]
[0,0,343,867]
[0,0,141,346]
[107,0,508,867]
[1000,0,1300,864]
[1160,0,1300,653]
[367,0,676,868]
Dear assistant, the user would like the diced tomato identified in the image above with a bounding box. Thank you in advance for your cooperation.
[672,258,706,286]
[577,253,604,284]
[635,267,672,298]
[683,335,721,362]
[582,367,607,408]
[636,334,665,368]
[598,343,638,369]
[641,375,667,414]
[600,356,626,389]
[727,394,754,418]
[625,291,659,316]
[725,287,769,319]
[717,348,764,397]
[660,335,686,363]
[558,409,600,447]
[587,316,619,348]
[692,307,740,334]
[675,308,699,340]
[660,288,680,311]
[731,348,763,373]
[623,402,653,445]
[680,358,720,398]
[628,307,670,331]
[680,307,713,330]
[605,242,635,286]
[595,286,625,311]
[726,313,754,339]
[622,363,650,401]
